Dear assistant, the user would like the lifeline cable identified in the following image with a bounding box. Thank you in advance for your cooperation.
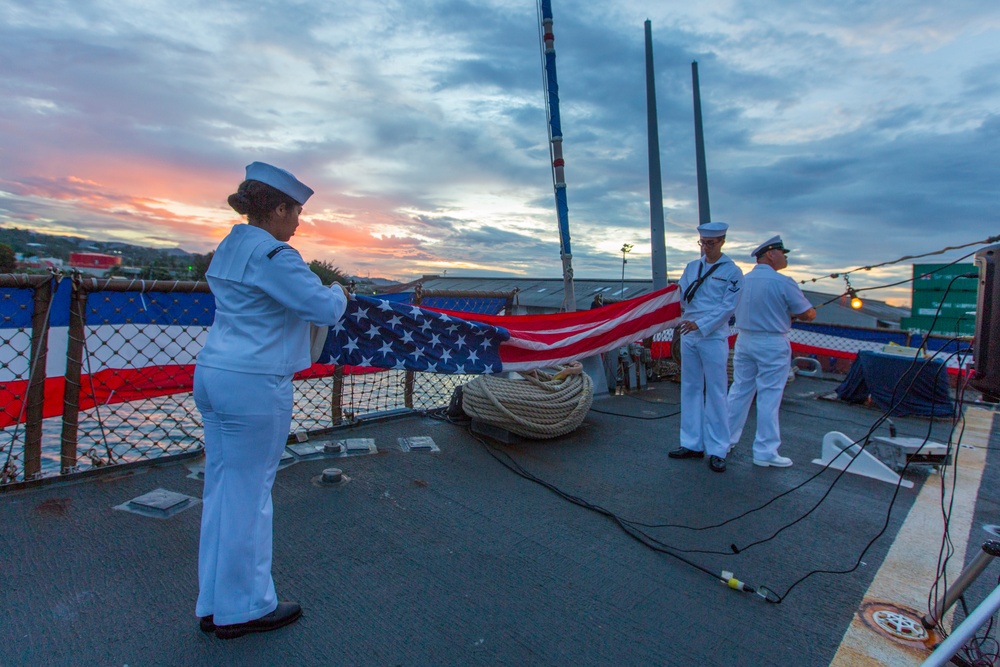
[813,251,980,308]
[799,234,999,285]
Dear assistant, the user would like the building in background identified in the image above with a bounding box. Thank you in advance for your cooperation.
[68,252,122,277]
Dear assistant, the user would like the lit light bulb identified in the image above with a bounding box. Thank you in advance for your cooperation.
[850,296,863,309]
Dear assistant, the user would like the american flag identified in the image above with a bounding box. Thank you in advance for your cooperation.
[0,283,681,427]
[319,296,509,374]
[318,286,682,373]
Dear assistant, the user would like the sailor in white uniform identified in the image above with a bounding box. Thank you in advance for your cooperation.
[194,162,349,639]
[727,235,816,468]
[670,222,743,473]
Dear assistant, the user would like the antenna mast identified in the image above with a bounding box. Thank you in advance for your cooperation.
[539,0,576,311]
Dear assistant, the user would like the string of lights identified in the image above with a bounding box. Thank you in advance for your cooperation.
[813,250,980,310]
[799,234,999,286]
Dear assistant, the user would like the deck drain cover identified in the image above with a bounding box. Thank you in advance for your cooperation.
[862,602,928,642]
[115,488,200,519]
[398,436,439,452]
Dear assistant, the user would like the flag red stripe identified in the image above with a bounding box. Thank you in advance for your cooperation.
[429,285,683,371]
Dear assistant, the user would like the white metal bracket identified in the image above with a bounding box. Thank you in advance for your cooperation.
[811,431,914,488]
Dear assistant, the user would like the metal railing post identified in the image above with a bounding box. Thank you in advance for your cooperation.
[923,541,1000,629]
[922,583,1000,667]
[59,274,87,474]
[404,371,415,409]
[23,275,54,478]
[330,365,344,423]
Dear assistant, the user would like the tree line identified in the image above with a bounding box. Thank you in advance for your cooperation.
[0,228,347,285]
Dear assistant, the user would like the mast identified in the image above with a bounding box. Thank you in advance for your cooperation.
[539,0,576,312]
[645,20,668,288]
[691,61,711,226]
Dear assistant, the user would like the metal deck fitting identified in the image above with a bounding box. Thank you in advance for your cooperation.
[114,488,200,519]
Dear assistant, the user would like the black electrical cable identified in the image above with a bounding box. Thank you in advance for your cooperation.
[588,405,681,420]
[765,274,975,602]
[468,425,766,595]
[437,343,969,603]
[812,251,980,308]
[432,273,983,604]
[634,337,958,537]
[798,234,998,285]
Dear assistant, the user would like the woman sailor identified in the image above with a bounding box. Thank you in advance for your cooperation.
[193,162,349,639]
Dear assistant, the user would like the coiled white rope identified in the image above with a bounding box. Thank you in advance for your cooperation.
[461,362,594,439]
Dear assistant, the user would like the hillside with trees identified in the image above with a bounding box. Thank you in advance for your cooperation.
[0,226,374,287]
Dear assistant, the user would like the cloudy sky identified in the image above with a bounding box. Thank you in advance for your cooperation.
[1,0,998,304]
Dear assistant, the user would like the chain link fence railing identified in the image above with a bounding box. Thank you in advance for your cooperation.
[3,273,970,488]
[0,276,516,487]
[650,322,972,380]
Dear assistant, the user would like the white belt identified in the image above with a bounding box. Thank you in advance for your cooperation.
[737,330,789,338]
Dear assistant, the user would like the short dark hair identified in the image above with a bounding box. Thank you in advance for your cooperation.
[227,180,299,223]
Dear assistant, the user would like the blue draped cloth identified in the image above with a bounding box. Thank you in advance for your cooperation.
[836,350,954,417]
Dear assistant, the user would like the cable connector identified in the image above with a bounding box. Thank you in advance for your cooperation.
[719,570,754,593]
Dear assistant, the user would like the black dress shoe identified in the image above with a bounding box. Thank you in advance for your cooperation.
[199,616,215,633]
[668,447,705,459]
[215,601,302,640]
[709,455,726,473]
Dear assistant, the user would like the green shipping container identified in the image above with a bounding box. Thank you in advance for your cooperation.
[900,315,976,337]
[910,290,978,318]
[912,264,979,292]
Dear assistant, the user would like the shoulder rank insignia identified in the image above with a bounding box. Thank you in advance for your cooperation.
[266,244,294,259]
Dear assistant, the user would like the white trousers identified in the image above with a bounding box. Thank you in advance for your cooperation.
[727,332,791,460]
[193,366,293,625]
[679,333,731,458]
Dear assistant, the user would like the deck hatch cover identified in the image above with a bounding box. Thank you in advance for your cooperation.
[398,436,439,453]
[115,488,200,519]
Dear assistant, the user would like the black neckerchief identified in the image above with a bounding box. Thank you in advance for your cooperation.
[683,259,723,303]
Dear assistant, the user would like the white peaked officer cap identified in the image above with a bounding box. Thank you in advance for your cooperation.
[751,235,791,258]
[696,221,729,238]
[245,161,314,205]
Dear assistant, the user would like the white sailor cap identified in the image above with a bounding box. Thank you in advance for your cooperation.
[696,221,729,238]
[751,235,790,258]
[245,161,314,205]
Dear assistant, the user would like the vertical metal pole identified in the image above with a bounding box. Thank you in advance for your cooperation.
[404,371,415,409]
[922,584,1000,667]
[23,275,53,478]
[645,20,668,288]
[923,541,1000,629]
[621,253,627,295]
[692,61,712,226]
[330,366,344,424]
[540,0,576,312]
[59,274,86,474]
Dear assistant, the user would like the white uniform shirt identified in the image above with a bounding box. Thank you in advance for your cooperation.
[197,224,348,376]
[678,254,743,337]
[733,264,813,334]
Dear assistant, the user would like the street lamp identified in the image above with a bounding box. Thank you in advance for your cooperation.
[620,243,633,297]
